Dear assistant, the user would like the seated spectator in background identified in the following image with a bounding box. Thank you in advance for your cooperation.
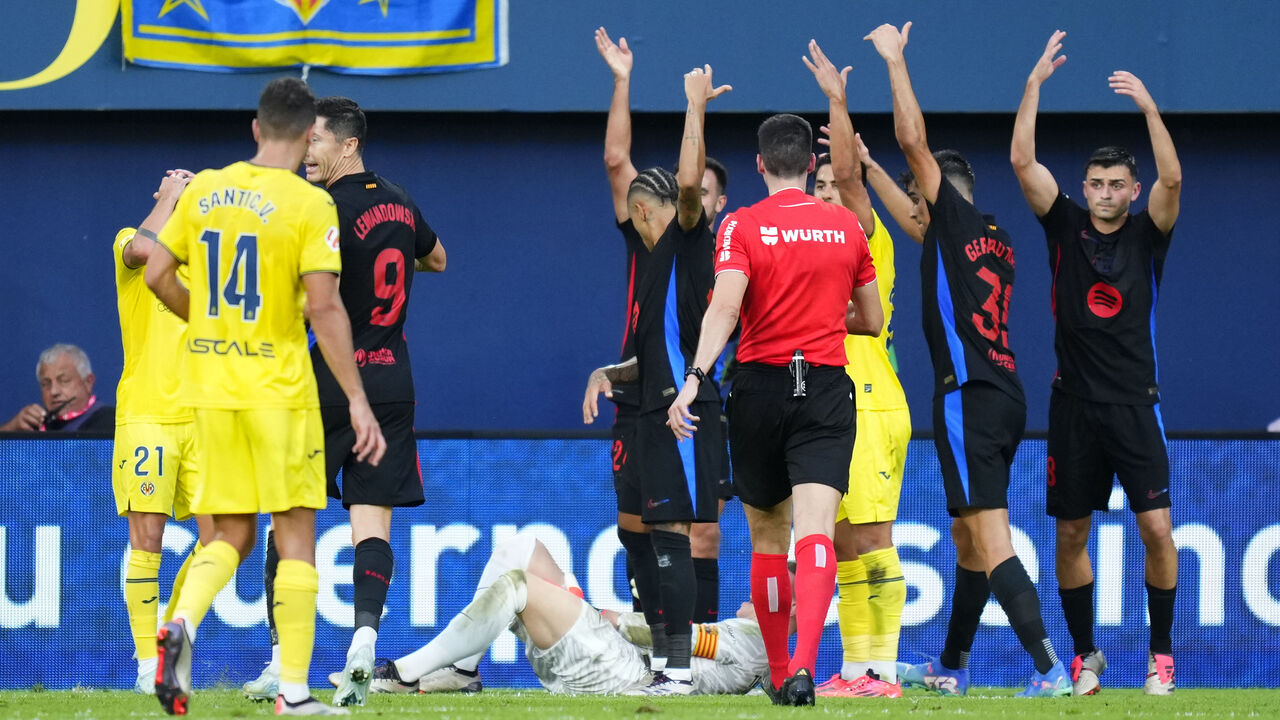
[1,343,114,432]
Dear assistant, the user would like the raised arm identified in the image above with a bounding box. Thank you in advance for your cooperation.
[857,133,923,243]
[866,22,941,203]
[596,27,638,224]
[804,40,874,234]
[123,169,194,268]
[1111,70,1181,233]
[1011,30,1066,217]
[144,243,189,321]
[677,65,731,231]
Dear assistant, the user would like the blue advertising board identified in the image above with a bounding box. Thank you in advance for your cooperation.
[1,436,1277,690]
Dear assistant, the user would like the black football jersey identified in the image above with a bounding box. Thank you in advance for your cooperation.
[633,212,722,413]
[610,220,649,407]
[921,177,1025,404]
[312,172,437,407]
[1041,192,1171,404]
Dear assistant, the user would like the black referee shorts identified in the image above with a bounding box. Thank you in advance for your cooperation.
[322,402,424,509]
[1046,389,1171,520]
[932,381,1026,517]
[726,364,855,510]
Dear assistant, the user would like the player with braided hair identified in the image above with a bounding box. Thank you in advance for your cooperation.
[584,63,731,696]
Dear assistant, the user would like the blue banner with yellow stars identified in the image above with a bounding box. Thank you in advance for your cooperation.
[121,0,507,75]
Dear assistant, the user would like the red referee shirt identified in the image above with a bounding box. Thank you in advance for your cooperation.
[715,187,876,367]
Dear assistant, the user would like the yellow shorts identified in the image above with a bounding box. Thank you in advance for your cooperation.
[190,407,327,515]
[112,421,198,520]
[837,407,911,524]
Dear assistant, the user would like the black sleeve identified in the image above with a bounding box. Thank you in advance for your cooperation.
[413,205,438,259]
[1038,192,1081,254]
[618,219,645,254]
[1139,210,1174,251]
[681,210,710,245]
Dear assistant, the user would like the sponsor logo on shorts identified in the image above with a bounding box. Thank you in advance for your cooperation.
[864,383,873,393]
[1147,488,1168,500]
[139,481,155,497]
[647,497,670,509]
[118,459,127,470]
[307,449,322,459]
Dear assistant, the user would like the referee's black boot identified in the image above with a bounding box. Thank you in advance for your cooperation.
[782,668,816,706]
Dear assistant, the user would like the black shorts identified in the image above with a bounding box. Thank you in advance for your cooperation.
[322,402,424,508]
[933,382,1026,517]
[726,364,855,510]
[620,405,722,524]
[612,404,641,515]
[1046,390,1171,519]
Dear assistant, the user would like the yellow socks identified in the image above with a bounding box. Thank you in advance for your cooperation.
[125,550,163,664]
[170,539,240,632]
[164,541,203,624]
[863,546,906,682]
[273,559,319,687]
[836,559,871,678]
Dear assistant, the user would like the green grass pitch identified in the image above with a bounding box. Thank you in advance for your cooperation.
[2,688,1278,719]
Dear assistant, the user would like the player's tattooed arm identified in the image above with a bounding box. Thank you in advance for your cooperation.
[583,358,638,424]
[677,65,730,232]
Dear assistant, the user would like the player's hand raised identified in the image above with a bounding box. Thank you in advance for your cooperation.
[803,39,850,102]
[864,22,911,61]
[684,64,732,105]
[594,27,633,80]
[349,398,387,466]
[1028,30,1067,86]
[1110,70,1157,114]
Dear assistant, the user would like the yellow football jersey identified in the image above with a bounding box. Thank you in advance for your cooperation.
[114,227,193,424]
[157,161,341,410]
[845,210,908,411]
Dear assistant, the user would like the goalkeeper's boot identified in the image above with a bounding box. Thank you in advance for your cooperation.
[155,620,193,715]
[1070,649,1107,696]
[1015,661,1072,698]
[1143,653,1175,695]
[897,655,968,696]
[331,644,374,707]
[243,663,280,701]
[275,696,349,716]
[416,665,483,693]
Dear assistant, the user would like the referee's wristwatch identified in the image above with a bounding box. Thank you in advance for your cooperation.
[684,366,707,384]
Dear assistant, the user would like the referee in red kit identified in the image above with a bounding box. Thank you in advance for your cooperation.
[667,42,883,707]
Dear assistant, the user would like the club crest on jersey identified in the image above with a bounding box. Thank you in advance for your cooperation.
[760,226,779,246]
[139,481,155,497]
[325,226,341,252]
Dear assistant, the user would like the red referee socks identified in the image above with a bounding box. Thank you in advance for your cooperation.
[789,534,836,678]
[750,552,792,689]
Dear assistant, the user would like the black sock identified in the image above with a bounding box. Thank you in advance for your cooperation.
[651,529,695,670]
[692,557,719,624]
[618,529,663,626]
[989,557,1058,674]
[264,529,279,646]
[625,554,643,612]
[1147,582,1176,655]
[941,565,989,670]
[353,537,394,631]
[1059,582,1096,657]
